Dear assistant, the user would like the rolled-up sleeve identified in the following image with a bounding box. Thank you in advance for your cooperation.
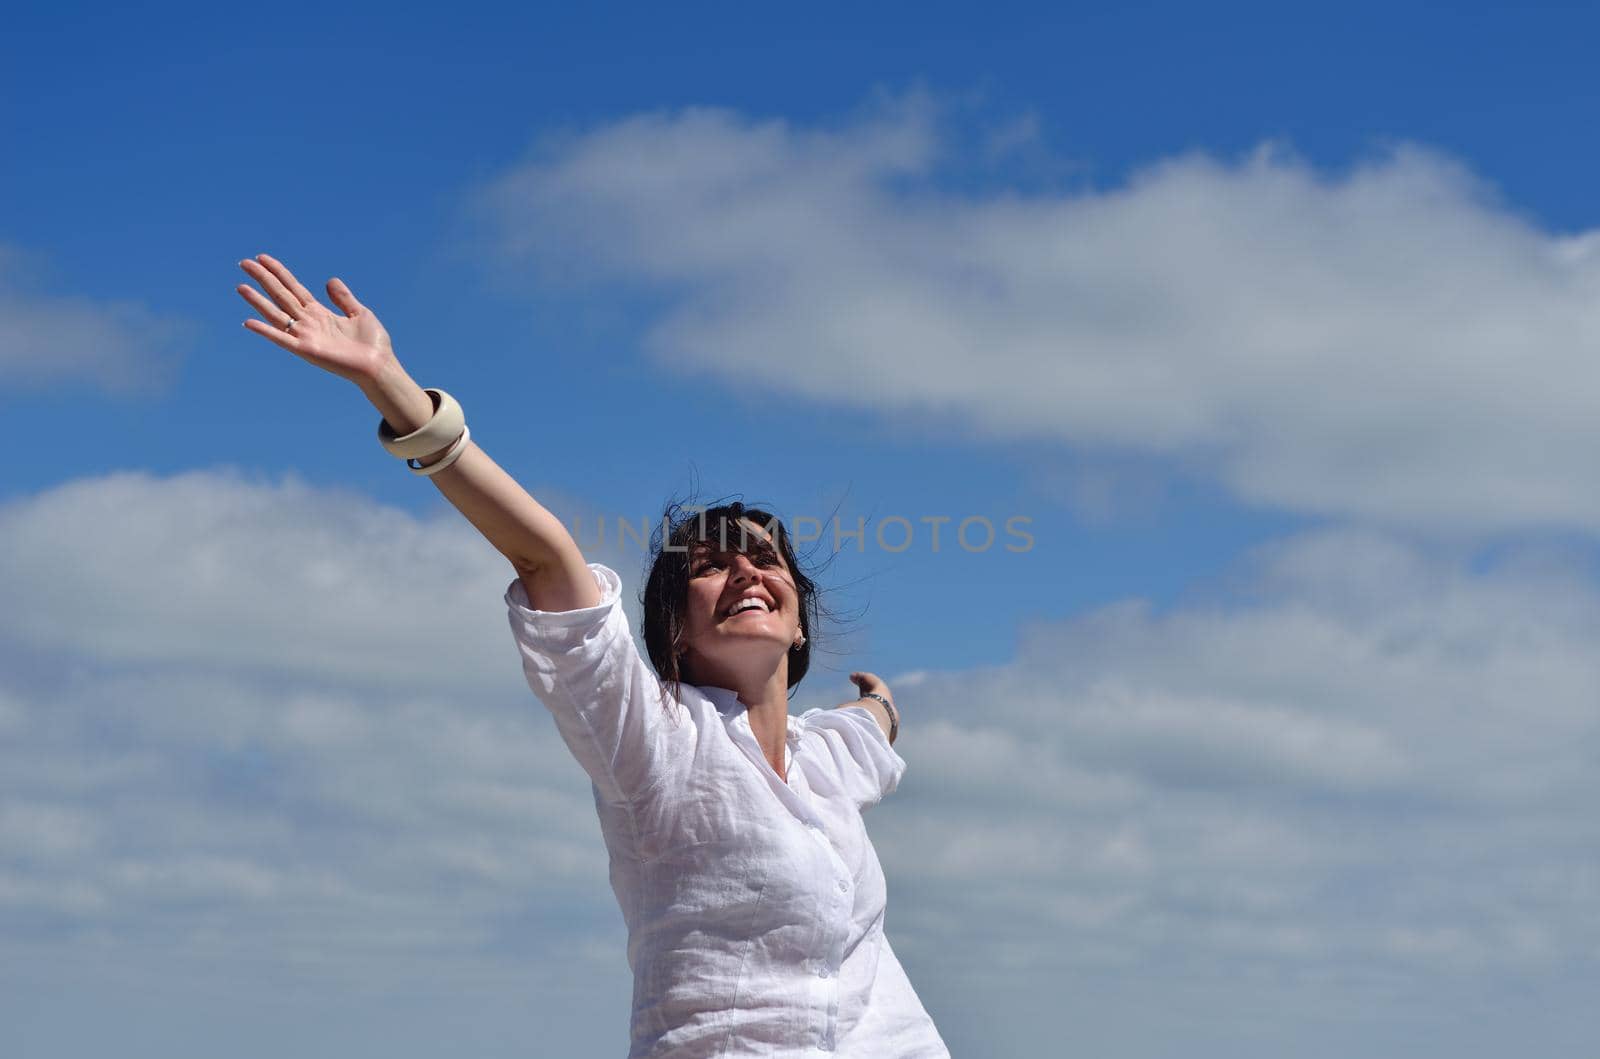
[505,562,672,807]
[802,705,908,811]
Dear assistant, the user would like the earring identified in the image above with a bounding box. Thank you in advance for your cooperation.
[792,632,806,649]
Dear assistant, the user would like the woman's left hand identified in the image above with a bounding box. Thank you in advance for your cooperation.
[848,671,897,743]
[849,671,894,710]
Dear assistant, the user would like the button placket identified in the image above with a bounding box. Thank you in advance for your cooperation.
[806,955,839,1058]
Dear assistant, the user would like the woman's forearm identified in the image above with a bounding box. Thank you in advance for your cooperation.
[355,357,581,579]
[356,356,439,437]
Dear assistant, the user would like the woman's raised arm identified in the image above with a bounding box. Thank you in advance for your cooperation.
[237,253,600,613]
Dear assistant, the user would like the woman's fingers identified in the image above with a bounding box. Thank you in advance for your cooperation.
[326,276,363,318]
[241,316,305,355]
[240,258,303,317]
[236,282,295,328]
[254,253,319,308]
[849,671,891,698]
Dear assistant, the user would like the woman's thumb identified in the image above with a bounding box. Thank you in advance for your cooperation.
[327,277,363,316]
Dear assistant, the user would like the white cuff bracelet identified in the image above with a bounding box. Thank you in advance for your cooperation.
[378,388,466,459]
[408,424,471,477]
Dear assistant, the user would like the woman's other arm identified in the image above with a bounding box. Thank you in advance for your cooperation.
[237,254,599,613]
[846,671,898,745]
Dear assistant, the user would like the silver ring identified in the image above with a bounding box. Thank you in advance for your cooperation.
[283,316,298,331]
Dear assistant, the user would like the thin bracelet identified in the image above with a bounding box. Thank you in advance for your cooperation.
[860,691,899,744]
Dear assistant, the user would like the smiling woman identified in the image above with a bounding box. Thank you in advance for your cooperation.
[234,253,948,1058]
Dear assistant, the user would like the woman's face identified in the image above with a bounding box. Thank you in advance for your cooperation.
[678,518,803,683]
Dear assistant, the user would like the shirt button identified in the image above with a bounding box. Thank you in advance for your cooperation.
[837,879,849,892]
[818,967,830,979]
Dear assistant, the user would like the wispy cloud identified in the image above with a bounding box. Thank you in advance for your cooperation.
[473,92,1600,536]
[0,467,540,689]
[0,242,191,396]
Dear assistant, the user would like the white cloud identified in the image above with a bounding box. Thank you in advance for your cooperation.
[0,468,525,690]
[0,242,191,395]
[0,470,644,1019]
[473,92,1600,536]
[874,523,1600,1006]
[2,471,1597,1053]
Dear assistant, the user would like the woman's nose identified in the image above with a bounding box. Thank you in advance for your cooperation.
[731,555,762,582]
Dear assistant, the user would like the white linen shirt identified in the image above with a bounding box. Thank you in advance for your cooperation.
[505,562,950,1058]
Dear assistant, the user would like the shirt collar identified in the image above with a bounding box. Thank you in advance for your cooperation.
[699,685,805,743]
[700,685,745,717]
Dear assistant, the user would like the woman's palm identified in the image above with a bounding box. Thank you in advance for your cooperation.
[236,253,394,383]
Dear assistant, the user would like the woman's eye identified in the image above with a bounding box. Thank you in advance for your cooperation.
[692,553,779,575]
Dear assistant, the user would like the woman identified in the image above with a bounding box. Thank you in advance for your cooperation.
[236,253,951,1057]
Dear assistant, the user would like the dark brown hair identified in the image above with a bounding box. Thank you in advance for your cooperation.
[641,497,836,711]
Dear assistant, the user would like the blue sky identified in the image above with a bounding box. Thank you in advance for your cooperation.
[5,3,1600,1056]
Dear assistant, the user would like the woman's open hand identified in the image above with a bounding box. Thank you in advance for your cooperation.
[237,253,394,384]
[849,671,894,710]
